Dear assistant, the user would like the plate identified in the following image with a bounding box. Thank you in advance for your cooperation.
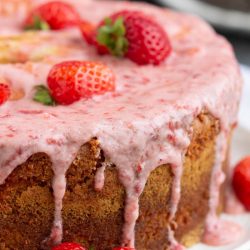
[190,66,250,249]
[157,0,250,34]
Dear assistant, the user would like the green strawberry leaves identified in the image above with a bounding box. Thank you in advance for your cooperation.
[89,245,95,250]
[25,15,50,31]
[97,17,128,57]
[33,85,56,106]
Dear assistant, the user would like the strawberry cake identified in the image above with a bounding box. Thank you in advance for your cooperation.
[0,0,243,250]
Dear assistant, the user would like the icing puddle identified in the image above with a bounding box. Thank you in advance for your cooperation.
[191,125,250,249]
[191,213,249,250]
[203,219,243,247]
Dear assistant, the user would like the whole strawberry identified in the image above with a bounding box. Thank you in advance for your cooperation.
[0,83,11,105]
[24,1,80,30]
[52,242,86,250]
[93,10,171,65]
[232,156,250,210]
[79,21,96,46]
[34,61,115,105]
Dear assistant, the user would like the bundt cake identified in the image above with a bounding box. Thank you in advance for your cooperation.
[0,0,243,249]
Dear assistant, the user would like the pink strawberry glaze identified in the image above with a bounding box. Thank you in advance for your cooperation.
[203,131,243,246]
[224,167,246,214]
[0,0,243,248]
[225,186,246,215]
[95,163,107,192]
[203,219,243,246]
[171,243,187,250]
[168,227,187,250]
[0,0,31,31]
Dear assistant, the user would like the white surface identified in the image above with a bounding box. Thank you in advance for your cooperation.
[190,66,250,250]
[238,66,250,134]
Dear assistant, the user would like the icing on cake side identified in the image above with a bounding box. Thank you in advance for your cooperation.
[0,0,243,248]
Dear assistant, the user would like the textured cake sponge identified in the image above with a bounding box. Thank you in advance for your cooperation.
[0,111,226,250]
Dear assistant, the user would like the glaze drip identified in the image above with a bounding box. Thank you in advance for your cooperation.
[203,131,243,245]
[205,131,227,230]
[168,162,185,250]
[94,163,107,191]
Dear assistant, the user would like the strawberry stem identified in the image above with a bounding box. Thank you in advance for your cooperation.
[33,85,56,106]
[89,245,95,250]
[25,15,50,31]
[97,17,128,57]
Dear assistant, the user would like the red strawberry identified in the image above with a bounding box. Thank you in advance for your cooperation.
[52,242,86,250]
[113,248,135,250]
[232,156,250,210]
[74,61,115,98]
[79,21,96,45]
[24,1,80,30]
[80,21,109,55]
[46,61,115,105]
[0,83,11,105]
[93,10,171,65]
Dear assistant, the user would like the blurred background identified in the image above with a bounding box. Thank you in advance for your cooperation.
[132,0,250,66]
